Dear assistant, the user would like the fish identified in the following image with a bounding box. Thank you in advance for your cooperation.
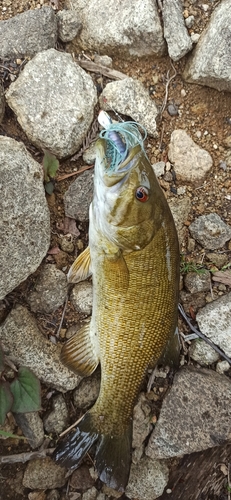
[53,114,180,492]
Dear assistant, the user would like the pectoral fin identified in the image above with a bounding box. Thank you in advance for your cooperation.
[61,322,99,376]
[67,246,91,284]
[104,250,129,293]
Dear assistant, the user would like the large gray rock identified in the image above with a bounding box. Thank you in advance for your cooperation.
[183,0,231,92]
[0,7,57,58]
[0,306,81,392]
[146,366,231,459]
[168,129,213,182]
[163,0,193,61]
[189,214,231,250]
[125,457,169,500]
[0,137,50,300]
[6,49,97,159]
[100,78,158,136]
[27,264,67,314]
[66,0,166,58]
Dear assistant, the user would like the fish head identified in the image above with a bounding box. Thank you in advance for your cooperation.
[93,139,163,251]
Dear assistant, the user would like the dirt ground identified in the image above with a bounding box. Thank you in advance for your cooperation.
[0,1,231,499]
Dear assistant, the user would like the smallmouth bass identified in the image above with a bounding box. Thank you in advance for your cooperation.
[53,116,180,491]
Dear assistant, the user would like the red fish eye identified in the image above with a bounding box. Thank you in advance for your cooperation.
[135,186,149,202]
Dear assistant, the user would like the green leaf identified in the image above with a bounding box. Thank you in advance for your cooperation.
[0,381,14,425]
[0,343,5,373]
[43,150,59,181]
[0,430,26,440]
[10,367,41,413]
[45,181,54,194]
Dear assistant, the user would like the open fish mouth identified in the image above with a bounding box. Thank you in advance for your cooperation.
[97,110,147,175]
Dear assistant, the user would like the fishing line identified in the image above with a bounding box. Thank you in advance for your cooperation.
[178,303,231,366]
[99,120,147,173]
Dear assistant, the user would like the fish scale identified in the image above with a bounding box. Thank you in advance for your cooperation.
[53,119,179,492]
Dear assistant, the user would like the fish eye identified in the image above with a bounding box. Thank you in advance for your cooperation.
[135,186,149,202]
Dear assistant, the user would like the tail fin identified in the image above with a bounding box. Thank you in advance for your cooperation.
[53,412,132,492]
[96,428,132,492]
[53,413,98,470]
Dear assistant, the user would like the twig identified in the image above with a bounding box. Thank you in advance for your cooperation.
[178,303,231,365]
[57,164,93,182]
[159,61,177,118]
[59,415,84,438]
[56,296,68,338]
[76,59,127,80]
[0,64,15,74]
[0,448,55,465]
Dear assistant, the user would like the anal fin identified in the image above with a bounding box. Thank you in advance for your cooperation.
[67,246,91,283]
[61,322,99,376]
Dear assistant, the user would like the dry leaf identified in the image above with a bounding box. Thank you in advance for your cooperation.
[212,270,231,286]
[47,246,60,255]
[57,217,80,237]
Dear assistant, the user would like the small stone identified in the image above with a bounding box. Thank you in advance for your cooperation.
[216,361,230,375]
[168,129,213,183]
[82,487,98,500]
[126,457,169,500]
[94,54,113,67]
[46,491,60,500]
[44,394,69,435]
[196,293,231,359]
[102,485,123,498]
[187,237,195,252]
[177,186,186,195]
[14,412,44,449]
[73,371,100,410]
[185,15,194,28]
[82,142,97,165]
[27,264,67,314]
[201,4,209,12]
[152,161,165,177]
[167,103,178,116]
[184,270,211,294]
[23,458,66,489]
[60,235,75,253]
[71,282,93,316]
[57,10,82,42]
[181,88,186,97]
[223,136,231,148]
[70,465,95,491]
[64,170,94,223]
[162,0,193,61]
[191,33,200,43]
[195,130,202,139]
[190,339,219,365]
[206,252,228,269]
[189,214,231,250]
[100,77,158,136]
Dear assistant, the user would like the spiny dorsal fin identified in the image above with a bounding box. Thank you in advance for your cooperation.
[61,322,99,377]
[67,246,91,284]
